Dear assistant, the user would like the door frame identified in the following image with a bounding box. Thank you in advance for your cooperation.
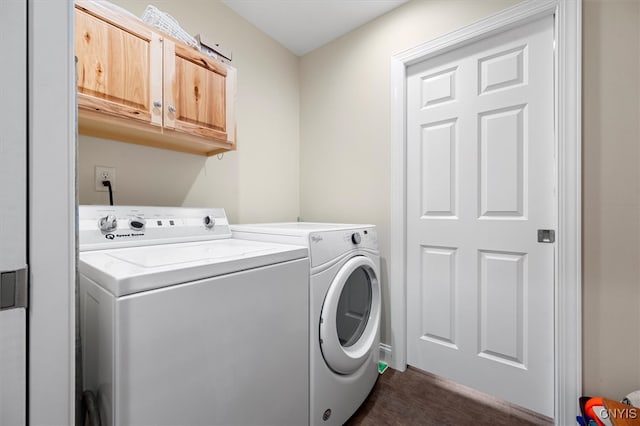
[389,1,581,424]
[28,0,76,424]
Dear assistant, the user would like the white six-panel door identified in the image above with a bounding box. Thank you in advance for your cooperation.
[0,0,28,424]
[406,16,555,417]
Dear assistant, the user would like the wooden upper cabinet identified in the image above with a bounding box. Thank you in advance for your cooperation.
[74,1,237,156]
[75,1,162,126]
[164,41,236,145]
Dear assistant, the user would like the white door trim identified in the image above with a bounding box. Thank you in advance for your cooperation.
[28,1,76,424]
[389,1,581,424]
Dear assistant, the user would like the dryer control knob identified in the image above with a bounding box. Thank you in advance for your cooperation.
[204,215,215,229]
[351,232,361,245]
[98,215,117,233]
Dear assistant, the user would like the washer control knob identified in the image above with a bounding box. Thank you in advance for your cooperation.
[351,232,361,245]
[129,216,146,231]
[204,215,215,229]
[98,215,117,233]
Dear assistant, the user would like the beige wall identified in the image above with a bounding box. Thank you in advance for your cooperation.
[78,0,300,224]
[583,0,640,399]
[299,0,519,356]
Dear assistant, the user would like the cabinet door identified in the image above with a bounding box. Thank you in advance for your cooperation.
[164,40,236,145]
[75,2,162,126]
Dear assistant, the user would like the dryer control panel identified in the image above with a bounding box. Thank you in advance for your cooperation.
[79,205,231,251]
[308,227,378,268]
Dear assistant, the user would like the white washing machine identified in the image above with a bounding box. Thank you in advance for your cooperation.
[78,206,310,426]
[231,223,381,426]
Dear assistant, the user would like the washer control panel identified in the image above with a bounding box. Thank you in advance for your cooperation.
[129,216,146,231]
[98,214,117,233]
[80,205,231,251]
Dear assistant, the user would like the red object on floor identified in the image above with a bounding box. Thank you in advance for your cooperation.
[585,398,607,426]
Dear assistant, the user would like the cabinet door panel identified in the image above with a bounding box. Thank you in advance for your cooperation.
[75,7,156,123]
[165,41,234,143]
[175,56,226,131]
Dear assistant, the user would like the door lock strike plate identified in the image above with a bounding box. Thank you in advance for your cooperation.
[0,268,28,310]
[537,229,555,243]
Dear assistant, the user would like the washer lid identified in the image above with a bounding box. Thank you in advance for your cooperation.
[79,239,308,297]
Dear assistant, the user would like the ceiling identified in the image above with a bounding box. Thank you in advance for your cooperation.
[222,0,409,56]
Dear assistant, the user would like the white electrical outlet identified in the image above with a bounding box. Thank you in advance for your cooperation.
[95,166,116,192]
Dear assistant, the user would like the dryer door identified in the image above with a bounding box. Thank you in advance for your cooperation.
[319,255,380,375]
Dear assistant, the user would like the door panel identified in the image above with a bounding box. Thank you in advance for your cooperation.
[420,247,456,347]
[479,105,526,217]
[478,250,526,367]
[0,0,27,424]
[421,120,457,217]
[406,16,555,417]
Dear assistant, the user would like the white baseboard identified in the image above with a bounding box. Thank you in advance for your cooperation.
[379,343,392,364]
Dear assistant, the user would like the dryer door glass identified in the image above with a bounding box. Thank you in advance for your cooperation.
[336,267,372,348]
[319,256,380,375]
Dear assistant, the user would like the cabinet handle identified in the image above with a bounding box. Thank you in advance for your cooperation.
[153,100,162,108]
[168,105,176,113]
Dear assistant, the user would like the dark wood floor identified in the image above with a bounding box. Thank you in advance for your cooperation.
[346,367,553,426]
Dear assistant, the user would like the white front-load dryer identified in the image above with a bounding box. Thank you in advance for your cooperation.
[231,223,381,425]
[312,250,380,425]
